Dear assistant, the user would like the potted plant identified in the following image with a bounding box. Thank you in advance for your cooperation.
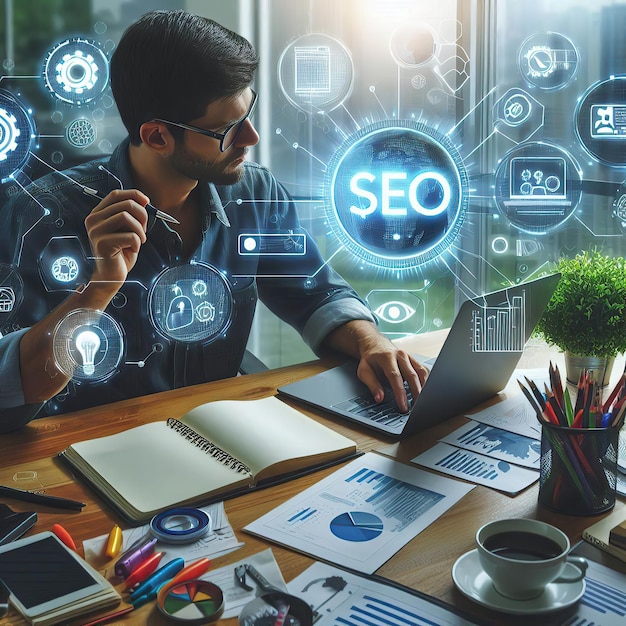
[534,249,626,386]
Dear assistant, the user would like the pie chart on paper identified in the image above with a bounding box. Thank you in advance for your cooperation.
[329,511,384,542]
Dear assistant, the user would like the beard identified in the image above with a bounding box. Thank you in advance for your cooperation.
[168,143,247,186]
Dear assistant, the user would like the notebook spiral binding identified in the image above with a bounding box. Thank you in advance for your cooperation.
[166,418,251,474]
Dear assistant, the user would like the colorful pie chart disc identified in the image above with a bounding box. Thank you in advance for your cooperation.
[158,580,224,623]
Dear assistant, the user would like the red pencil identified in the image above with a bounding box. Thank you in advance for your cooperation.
[543,402,560,425]
[168,557,212,586]
[124,551,165,590]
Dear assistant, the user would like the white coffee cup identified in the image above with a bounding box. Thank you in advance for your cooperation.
[476,518,588,600]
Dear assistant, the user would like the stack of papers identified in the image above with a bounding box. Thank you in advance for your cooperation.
[412,389,545,494]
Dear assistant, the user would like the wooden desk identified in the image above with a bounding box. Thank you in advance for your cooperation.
[0,331,624,625]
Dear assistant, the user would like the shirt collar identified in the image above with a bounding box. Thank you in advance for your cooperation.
[109,137,231,229]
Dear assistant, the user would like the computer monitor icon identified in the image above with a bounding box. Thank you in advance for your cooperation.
[509,157,567,200]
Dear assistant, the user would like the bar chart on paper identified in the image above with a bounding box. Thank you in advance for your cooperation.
[289,561,477,626]
[244,452,474,574]
[441,420,541,469]
[411,442,539,494]
[568,559,626,625]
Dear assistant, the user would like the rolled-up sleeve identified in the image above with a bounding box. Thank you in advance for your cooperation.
[302,298,376,352]
[0,328,27,407]
[0,329,43,432]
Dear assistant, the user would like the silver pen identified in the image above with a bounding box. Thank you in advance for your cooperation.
[82,186,180,225]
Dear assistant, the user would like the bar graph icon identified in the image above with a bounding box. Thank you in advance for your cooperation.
[471,291,525,352]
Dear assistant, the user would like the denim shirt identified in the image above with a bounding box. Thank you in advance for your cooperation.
[0,138,374,426]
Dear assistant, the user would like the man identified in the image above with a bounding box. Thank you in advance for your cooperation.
[0,10,427,431]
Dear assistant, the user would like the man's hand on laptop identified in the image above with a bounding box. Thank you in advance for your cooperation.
[323,320,429,413]
[356,342,428,413]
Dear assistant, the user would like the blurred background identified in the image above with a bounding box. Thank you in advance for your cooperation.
[2,0,626,369]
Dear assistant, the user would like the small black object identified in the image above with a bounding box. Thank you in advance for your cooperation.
[0,485,85,510]
[0,504,37,545]
[0,578,9,618]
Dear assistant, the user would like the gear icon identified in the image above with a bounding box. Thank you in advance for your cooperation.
[0,107,20,162]
[44,38,109,105]
[0,90,35,182]
[525,46,556,78]
[56,49,99,95]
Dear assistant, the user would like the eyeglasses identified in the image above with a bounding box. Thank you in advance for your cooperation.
[154,90,258,152]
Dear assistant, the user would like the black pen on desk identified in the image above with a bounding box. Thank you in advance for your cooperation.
[82,186,180,225]
[0,485,85,511]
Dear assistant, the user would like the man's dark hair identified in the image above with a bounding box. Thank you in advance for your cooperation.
[110,10,259,145]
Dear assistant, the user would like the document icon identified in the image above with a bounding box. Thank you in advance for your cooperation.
[294,46,331,94]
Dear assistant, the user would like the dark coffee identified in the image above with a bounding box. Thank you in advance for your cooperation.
[483,531,563,561]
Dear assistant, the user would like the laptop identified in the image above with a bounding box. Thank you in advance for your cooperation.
[278,273,560,438]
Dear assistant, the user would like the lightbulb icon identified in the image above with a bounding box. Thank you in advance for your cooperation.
[75,329,101,375]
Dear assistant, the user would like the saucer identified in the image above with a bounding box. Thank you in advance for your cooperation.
[451,549,585,615]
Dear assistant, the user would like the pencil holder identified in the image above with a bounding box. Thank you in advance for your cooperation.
[538,422,619,516]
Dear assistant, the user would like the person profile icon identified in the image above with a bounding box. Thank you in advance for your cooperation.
[594,106,615,135]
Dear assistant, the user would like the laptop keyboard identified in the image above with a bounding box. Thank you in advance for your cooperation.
[332,385,413,429]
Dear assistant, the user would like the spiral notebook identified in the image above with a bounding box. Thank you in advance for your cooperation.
[59,396,357,524]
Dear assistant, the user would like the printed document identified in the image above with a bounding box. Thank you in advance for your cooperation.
[244,452,473,574]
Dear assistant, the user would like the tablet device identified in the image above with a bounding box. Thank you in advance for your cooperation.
[0,531,119,623]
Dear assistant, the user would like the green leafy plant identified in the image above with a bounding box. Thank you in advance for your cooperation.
[535,250,626,357]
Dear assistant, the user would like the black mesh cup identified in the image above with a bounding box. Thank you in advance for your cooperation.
[539,422,619,516]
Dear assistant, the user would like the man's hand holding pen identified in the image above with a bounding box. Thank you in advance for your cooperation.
[84,189,151,290]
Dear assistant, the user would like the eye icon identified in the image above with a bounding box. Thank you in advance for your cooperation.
[374,301,416,324]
